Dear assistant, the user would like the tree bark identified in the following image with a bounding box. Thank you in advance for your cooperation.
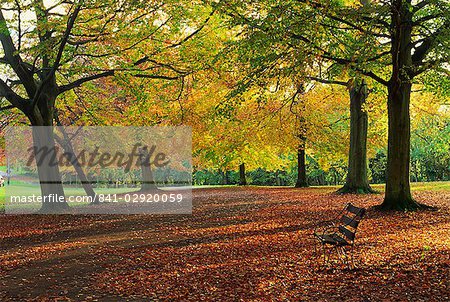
[25,84,69,213]
[17,74,69,212]
[223,170,230,185]
[31,126,69,213]
[139,147,157,191]
[319,174,325,186]
[275,170,281,186]
[338,79,374,194]
[381,0,421,210]
[55,122,98,203]
[295,147,308,188]
[239,163,247,185]
[382,82,420,209]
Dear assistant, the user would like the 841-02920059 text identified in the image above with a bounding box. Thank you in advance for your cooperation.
[88,193,184,203]
[8,193,184,204]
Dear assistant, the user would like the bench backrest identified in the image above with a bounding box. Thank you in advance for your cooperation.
[338,203,366,243]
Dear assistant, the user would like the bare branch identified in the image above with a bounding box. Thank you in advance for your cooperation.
[53,3,82,72]
[135,58,190,75]
[31,2,82,109]
[413,0,431,13]
[412,13,444,26]
[412,20,449,66]
[169,9,215,48]
[305,76,348,86]
[0,79,28,111]
[0,104,16,111]
[355,69,388,86]
[74,16,171,59]
[134,74,186,80]
[14,0,22,52]
[0,10,36,96]
[58,70,115,94]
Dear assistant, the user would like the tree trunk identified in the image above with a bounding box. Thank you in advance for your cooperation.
[338,79,374,194]
[139,147,157,191]
[295,147,308,188]
[219,169,225,185]
[382,82,420,210]
[24,78,69,213]
[31,126,69,213]
[55,125,98,203]
[381,0,421,210]
[239,163,247,185]
[6,158,10,185]
[68,146,97,201]
[224,170,230,185]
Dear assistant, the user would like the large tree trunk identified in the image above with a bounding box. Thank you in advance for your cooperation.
[338,79,374,194]
[139,147,157,191]
[293,86,308,188]
[381,0,421,210]
[31,125,68,213]
[27,88,68,213]
[23,77,69,213]
[239,163,247,185]
[295,147,308,188]
[382,82,420,210]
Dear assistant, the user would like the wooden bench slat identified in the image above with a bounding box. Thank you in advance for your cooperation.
[339,225,356,241]
[346,203,364,215]
[341,215,359,228]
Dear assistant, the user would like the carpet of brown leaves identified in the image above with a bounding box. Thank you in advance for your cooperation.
[0,187,449,301]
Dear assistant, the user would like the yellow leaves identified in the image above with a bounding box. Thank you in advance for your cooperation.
[411,88,447,120]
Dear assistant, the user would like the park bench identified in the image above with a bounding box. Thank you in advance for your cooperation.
[313,203,366,268]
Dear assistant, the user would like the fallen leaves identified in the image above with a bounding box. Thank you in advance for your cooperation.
[0,187,449,301]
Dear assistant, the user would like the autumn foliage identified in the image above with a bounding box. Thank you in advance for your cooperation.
[0,0,449,300]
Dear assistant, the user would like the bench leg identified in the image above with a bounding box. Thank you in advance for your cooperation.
[321,244,332,266]
[350,245,355,269]
[335,246,346,267]
[340,245,355,269]
[322,244,327,265]
[313,238,317,255]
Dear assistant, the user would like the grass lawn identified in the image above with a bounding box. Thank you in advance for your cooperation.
[1,180,449,202]
[0,181,142,212]
[0,184,449,301]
